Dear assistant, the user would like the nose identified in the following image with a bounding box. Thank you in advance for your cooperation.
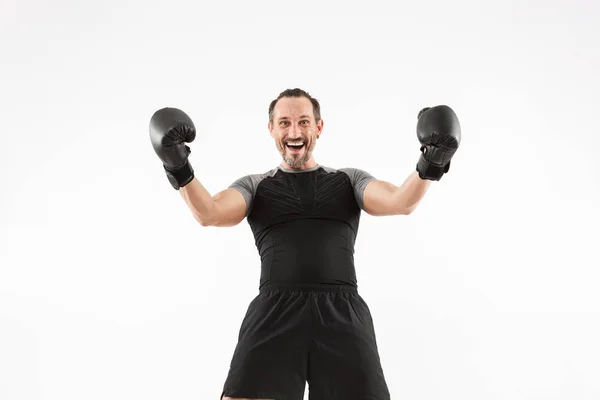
[287,124,302,139]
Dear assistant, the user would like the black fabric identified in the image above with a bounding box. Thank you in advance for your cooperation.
[247,168,362,289]
[221,285,390,400]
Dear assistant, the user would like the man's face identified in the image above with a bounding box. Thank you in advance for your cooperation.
[269,96,323,169]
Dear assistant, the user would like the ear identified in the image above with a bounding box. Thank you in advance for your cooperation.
[268,121,275,138]
[316,119,324,138]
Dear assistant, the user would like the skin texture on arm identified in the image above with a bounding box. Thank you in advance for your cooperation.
[362,171,431,216]
[179,178,247,227]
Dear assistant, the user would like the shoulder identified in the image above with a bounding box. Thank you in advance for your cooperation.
[320,166,376,208]
[229,167,278,192]
[228,167,279,216]
[320,166,376,183]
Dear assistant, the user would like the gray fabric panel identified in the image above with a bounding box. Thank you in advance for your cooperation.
[338,168,376,210]
[321,166,376,210]
[228,168,278,216]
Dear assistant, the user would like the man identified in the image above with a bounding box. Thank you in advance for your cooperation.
[149,88,461,400]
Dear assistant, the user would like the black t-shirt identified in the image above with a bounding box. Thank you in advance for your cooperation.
[230,164,375,289]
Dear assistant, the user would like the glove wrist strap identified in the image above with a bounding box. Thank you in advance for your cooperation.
[416,154,450,181]
[164,161,194,190]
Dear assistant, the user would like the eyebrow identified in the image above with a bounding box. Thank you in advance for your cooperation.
[278,115,311,120]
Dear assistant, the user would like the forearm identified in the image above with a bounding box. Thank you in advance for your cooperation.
[393,171,431,213]
[179,178,218,225]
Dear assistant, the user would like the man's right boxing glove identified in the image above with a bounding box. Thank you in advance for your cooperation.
[415,105,461,181]
[149,107,196,190]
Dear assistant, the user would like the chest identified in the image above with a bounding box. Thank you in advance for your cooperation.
[250,171,360,222]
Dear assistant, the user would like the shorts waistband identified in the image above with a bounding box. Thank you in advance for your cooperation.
[259,283,358,294]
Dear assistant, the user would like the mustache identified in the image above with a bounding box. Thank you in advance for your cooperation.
[282,136,311,146]
[283,138,307,143]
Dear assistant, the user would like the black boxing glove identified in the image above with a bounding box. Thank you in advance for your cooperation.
[149,107,196,190]
[415,105,461,181]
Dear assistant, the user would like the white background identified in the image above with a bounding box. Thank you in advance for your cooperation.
[1,0,599,399]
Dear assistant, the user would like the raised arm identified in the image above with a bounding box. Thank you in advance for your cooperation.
[179,181,246,227]
[149,107,247,227]
[362,172,431,216]
[361,105,461,216]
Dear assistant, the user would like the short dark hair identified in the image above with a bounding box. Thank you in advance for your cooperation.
[268,88,321,123]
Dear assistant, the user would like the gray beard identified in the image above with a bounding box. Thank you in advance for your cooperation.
[283,152,310,168]
[277,141,312,168]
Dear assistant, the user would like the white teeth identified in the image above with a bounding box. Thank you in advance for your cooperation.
[287,142,304,147]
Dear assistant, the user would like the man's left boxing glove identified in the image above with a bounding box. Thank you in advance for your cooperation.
[149,107,196,190]
[415,105,461,181]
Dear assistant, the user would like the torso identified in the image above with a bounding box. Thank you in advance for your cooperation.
[230,165,375,289]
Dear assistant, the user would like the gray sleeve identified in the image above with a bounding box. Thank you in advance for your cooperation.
[228,174,265,216]
[340,168,376,210]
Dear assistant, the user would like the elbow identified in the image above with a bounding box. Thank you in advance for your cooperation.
[398,204,417,216]
[197,219,213,227]
[193,211,217,227]
[404,205,417,215]
[389,189,421,216]
[190,200,223,227]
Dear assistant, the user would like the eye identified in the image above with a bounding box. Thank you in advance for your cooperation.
[279,121,289,126]
[300,120,309,125]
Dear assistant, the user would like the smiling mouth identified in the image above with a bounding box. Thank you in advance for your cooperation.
[285,141,306,151]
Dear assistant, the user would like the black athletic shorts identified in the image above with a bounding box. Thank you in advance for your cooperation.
[220,284,390,400]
